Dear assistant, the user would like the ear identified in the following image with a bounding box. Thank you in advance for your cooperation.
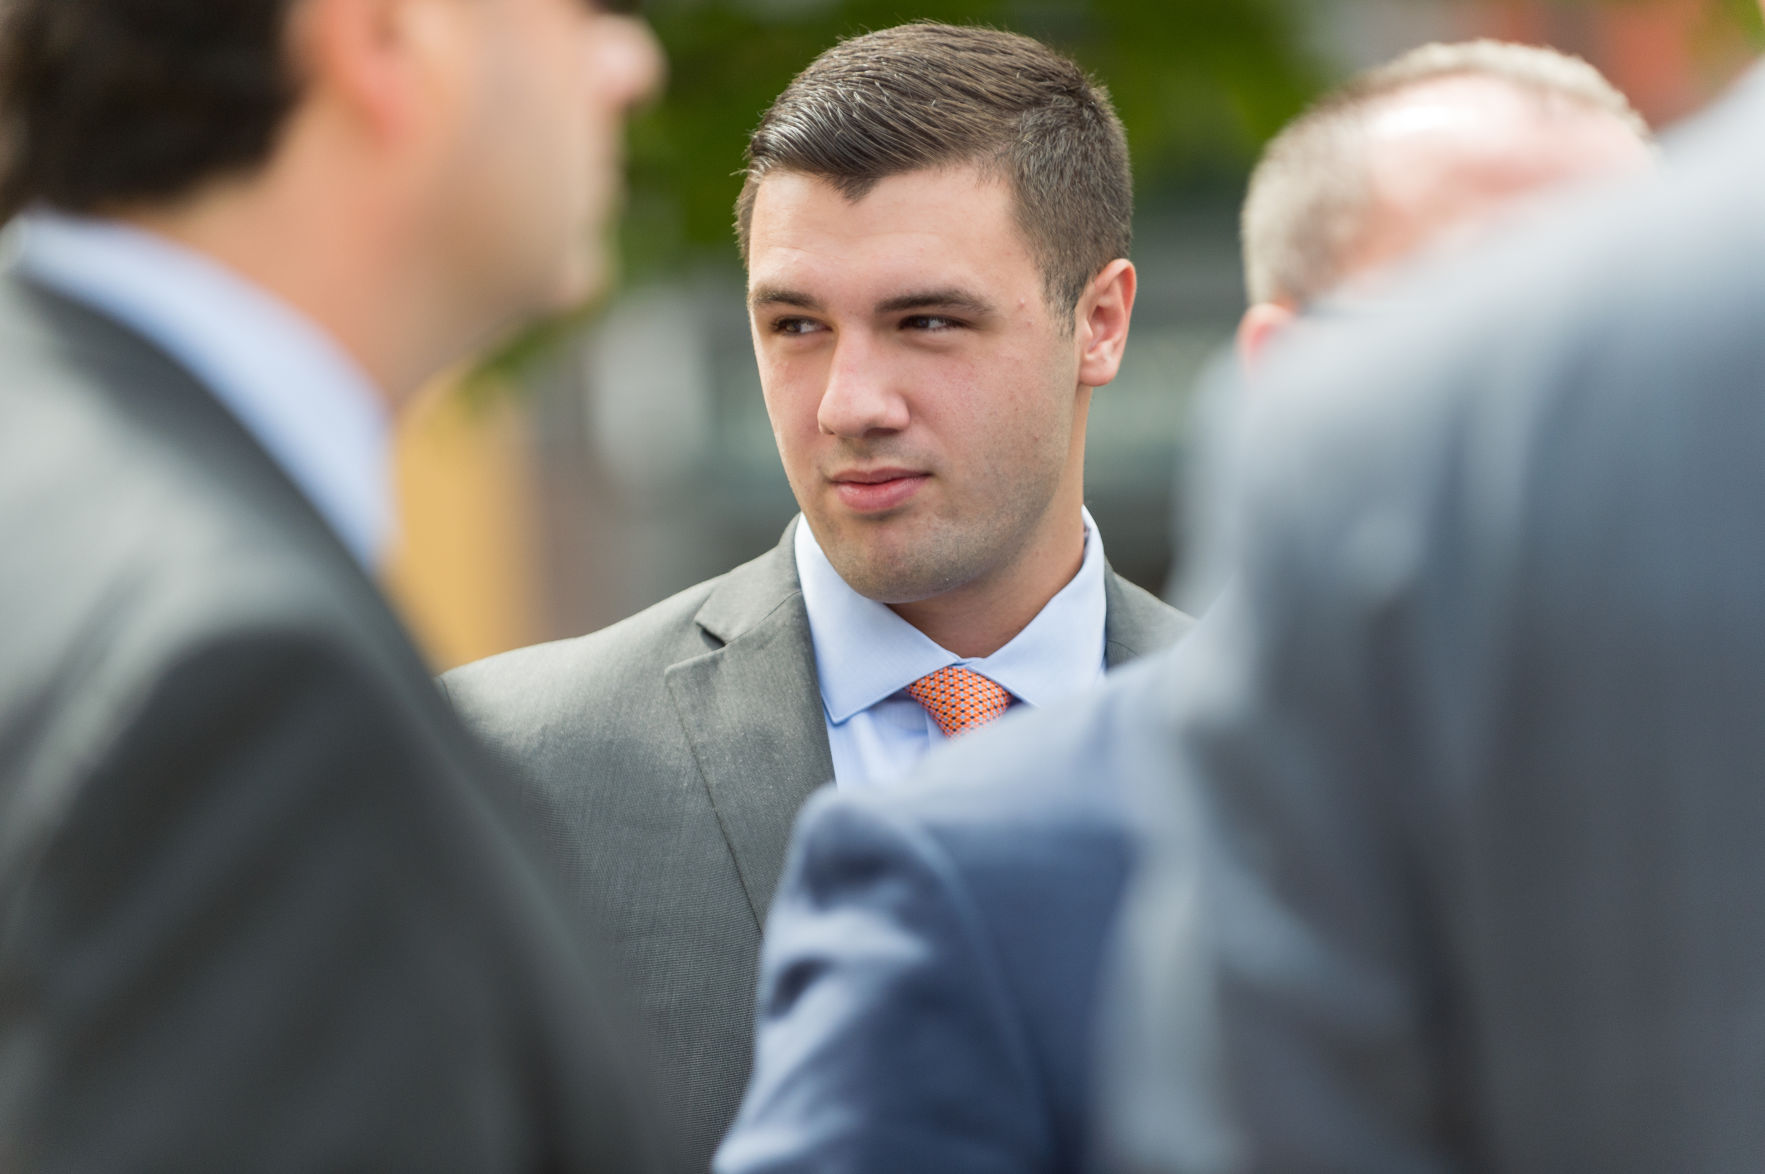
[293,0,471,143]
[1075,258,1136,389]
[1235,301,1298,376]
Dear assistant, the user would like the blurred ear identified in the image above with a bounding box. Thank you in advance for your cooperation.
[1235,301,1298,377]
[1076,259,1136,389]
[292,0,473,142]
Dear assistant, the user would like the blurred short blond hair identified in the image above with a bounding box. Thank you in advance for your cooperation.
[1242,40,1650,307]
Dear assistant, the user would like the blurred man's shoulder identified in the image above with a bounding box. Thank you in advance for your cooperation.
[0,273,388,681]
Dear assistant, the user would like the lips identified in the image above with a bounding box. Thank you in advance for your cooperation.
[830,467,929,513]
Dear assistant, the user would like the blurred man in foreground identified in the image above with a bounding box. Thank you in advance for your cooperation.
[443,23,1189,1168]
[1180,38,1652,609]
[717,41,1652,1174]
[1106,46,1765,1174]
[1235,39,1651,366]
[0,0,660,1168]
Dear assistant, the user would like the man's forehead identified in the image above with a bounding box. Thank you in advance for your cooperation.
[748,165,1012,229]
[745,166,1034,296]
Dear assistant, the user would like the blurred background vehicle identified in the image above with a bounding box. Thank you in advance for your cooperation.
[386,0,1763,671]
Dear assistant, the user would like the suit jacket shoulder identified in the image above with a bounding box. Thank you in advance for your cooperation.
[443,566,727,759]
[443,525,834,920]
[444,524,833,1171]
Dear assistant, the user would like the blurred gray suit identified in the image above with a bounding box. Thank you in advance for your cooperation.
[443,520,1185,1171]
[1105,74,1765,1173]
[0,273,656,1170]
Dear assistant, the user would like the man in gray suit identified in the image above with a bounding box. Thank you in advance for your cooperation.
[0,0,663,1168]
[444,22,1189,1167]
[1105,54,1765,1174]
[715,41,1654,1174]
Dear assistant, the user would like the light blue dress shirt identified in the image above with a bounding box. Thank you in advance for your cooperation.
[795,508,1109,789]
[12,212,392,567]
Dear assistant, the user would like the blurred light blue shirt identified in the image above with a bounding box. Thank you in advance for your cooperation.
[796,508,1109,789]
[13,212,392,567]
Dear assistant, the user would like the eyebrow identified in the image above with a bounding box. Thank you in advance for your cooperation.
[747,285,998,318]
[748,285,821,312]
[875,289,996,317]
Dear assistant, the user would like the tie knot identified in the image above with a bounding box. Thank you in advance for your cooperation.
[906,665,1013,737]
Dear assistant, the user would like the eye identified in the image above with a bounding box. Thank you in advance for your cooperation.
[769,316,826,336]
[900,314,964,332]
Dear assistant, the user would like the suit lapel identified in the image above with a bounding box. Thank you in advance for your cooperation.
[664,541,1191,929]
[665,522,833,928]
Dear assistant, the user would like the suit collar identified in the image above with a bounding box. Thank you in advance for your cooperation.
[691,517,808,646]
[0,273,428,681]
[12,213,391,567]
[798,509,1114,718]
[1103,569,1195,667]
[664,520,1193,929]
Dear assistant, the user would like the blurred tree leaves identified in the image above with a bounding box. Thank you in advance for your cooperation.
[470,0,1764,392]
[472,0,1321,392]
[618,0,1325,284]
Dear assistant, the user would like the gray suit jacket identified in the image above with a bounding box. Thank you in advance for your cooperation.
[0,274,656,1169]
[444,521,1190,1171]
[1106,75,1765,1174]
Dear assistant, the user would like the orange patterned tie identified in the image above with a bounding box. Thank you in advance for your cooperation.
[906,665,1013,737]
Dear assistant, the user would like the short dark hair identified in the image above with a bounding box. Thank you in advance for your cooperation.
[0,0,300,224]
[736,22,1132,314]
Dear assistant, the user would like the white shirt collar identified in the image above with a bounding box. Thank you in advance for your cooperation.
[12,212,393,568]
[796,507,1110,724]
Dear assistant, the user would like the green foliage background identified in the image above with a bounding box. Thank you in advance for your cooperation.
[616,0,1764,284]
[618,0,1323,284]
[475,0,1763,387]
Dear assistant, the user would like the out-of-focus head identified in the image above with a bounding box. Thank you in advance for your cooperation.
[0,0,661,390]
[738,23,1136,627]
[1238,39,1654,369]
[0,0,300,223]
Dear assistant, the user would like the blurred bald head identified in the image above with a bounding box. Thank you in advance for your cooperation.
[1238,40,1654,365]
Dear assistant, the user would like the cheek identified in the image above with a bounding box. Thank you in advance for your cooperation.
[477,39,572,186]
[938,356,1053,436]
[758,350,830,438]
[977,367,1074,476]
[508,21,593,162]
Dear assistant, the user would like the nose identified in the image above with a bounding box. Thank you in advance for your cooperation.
[590,13,665,110]
[816,334,910,439]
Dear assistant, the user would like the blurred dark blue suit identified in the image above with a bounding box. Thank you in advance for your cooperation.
[714,651,1187,1174]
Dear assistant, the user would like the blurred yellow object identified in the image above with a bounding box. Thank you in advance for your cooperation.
[383,378,547,673]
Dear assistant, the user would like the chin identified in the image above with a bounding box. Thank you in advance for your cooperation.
[824,531,974,606]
